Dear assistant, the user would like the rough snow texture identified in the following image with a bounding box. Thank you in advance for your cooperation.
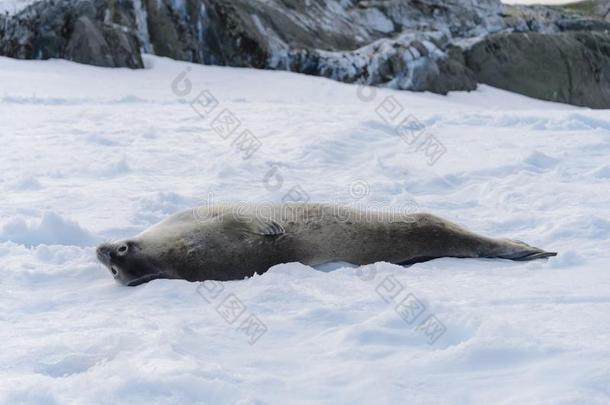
[1,56,610,403]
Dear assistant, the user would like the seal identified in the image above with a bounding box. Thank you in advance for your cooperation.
[96,203,557,286]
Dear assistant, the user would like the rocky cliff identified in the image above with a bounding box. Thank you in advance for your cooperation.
[0,0,143,68]
[1,0,609,108]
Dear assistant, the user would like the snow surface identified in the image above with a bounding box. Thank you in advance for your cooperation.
[1,55,610,404]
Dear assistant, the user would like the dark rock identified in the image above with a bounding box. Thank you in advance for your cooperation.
[432,45,477,94]
[102,20,143,68]
[200,0,270,68]
[65,16,114,66]
[556,18,610,32]
[560,0,610,21]
[501,2,610,34]
[0,0,143,68]
[143,0,190,61]
[466,31,610,108]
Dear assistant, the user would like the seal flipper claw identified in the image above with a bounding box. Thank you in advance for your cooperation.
[250,217,285,236]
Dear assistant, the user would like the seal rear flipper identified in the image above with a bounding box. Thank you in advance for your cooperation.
[515,251,558,261]
[492,239,557,261]
[498,250,558,261]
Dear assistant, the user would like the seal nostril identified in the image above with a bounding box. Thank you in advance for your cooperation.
[111,266,119,277]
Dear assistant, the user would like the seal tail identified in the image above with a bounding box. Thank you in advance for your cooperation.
[490,239,557,261]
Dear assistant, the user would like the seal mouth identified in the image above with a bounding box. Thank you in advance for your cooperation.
[125,273,171,287]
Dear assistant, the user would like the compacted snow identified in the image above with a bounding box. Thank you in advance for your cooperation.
[1,55,610,404]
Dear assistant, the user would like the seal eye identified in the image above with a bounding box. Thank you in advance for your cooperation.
[117,243,129,256]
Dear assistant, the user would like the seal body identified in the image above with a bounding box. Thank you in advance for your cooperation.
[96,203,557,286]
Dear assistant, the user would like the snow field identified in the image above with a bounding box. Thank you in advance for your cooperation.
[1,55,610,404]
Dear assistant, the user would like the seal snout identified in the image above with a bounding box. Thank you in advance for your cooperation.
[96,244,113,265]
[95,241,167,286]
[96,243,122,280]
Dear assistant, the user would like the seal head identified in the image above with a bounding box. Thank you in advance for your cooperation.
[96,241,171,286]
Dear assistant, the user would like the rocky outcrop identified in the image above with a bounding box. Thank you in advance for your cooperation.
[180,0,499,93]
[562,0,610,21]
[0,0,142,68]
[502,2,610,33]
[141,0,208,63]
[1,0,498,92]
[282,31,477,94]
[466,31,610,109]
[1,0,609,107]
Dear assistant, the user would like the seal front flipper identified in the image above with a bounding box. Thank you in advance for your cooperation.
[220,214,285,240]
[249,217,285,237]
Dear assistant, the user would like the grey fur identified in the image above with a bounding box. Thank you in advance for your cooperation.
[96,203,557,286]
